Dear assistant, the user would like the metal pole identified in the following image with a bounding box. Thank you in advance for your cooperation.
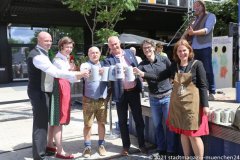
[105,96,119,140]
[167,17,193,46]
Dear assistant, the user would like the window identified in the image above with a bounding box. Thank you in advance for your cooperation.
[12,47,30,80]
[7,26,48,44]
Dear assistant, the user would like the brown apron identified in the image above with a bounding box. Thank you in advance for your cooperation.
[168,61,200,130]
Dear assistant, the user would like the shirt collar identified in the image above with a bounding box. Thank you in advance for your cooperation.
[55,52,68,61]
[147,54,158,63]
[36,45,48,53]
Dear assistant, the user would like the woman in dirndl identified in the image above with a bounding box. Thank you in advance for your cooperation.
[133,39,209,160]
[46,36,76,159]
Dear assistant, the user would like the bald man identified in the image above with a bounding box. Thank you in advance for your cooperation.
[130,47,142,64]
[27,31,89,160]
[80,46,108,158]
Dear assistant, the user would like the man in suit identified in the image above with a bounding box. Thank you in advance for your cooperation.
[27,31,89,160]
[103,36,146,156]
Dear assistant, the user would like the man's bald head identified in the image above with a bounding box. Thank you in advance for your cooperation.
[37,31,52,51]
[88,46,101,64]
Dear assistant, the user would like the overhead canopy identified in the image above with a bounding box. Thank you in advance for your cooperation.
[119,33,167,45]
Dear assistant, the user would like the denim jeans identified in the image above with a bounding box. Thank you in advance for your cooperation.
[149,95,176,152]
[194,47,216,94]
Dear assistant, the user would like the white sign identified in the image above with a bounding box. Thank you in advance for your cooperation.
[212,36,233,88]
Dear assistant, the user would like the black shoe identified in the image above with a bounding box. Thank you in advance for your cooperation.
[158,150,166,155]
[139,147,148,154]
[167,152,178,159]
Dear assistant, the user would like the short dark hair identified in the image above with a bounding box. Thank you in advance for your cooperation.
[141,39,156,48]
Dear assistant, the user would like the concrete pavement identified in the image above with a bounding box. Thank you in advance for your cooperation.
[1,82,239,160]
[0,82,155,160]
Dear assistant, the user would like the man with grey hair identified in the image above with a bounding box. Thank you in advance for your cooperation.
[103,36,147,156]
[130,46,142,64]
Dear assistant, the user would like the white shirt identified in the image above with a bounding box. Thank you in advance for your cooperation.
[136,56,142,64]
[33,45,77,83]
[53,52,71,71]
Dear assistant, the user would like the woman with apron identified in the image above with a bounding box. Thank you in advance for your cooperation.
[133,39,209,160]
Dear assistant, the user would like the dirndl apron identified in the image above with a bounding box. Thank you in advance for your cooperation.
[50,78,71,126]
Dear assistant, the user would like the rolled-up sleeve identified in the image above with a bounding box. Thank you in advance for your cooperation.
[33,54,77,83]
[204,13,216,34]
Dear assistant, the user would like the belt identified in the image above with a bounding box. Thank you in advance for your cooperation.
[124,87,136,92]
[84,96,105,101]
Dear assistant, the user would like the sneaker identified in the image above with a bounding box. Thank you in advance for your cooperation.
[98,145,107,156]
[208,94,215,101]
[82,146,91,158]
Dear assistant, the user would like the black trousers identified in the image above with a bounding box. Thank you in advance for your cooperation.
[28,89,51,160]
[116,88,145,149]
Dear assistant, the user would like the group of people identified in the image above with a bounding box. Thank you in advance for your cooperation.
[27,32,147,160]
[133,0,215,159]
[27,0,216,159]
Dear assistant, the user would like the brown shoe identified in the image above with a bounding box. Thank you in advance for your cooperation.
[121,148,129,156]
[82,146,91,158]
[98,145,107,156]
[140,147,148,154]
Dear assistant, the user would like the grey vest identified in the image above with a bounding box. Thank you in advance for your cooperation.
[193,12,212,44]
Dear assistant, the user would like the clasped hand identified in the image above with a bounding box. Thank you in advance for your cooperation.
[75,70,90,79]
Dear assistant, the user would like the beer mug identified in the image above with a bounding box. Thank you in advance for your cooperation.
[108,65,116,81]
[208,107,214,122]
[89,65,101,81]
[229,109,236,123]
[115,63,124,79]
[221,109,231,123]
[80,63,91,71]
[124,66,135,81]
[101,66,109,81]
[211,109,222,124]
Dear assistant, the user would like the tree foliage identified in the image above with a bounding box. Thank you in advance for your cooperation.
[62,0,140,45]
[206,0,238,36]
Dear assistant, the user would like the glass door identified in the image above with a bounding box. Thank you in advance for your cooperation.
[11,45,32,81]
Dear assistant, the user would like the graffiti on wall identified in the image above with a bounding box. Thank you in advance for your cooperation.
[212,36,233,88]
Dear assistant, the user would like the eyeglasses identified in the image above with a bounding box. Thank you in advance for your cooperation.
[142,46,152,50]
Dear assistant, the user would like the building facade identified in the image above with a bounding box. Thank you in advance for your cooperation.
[0,0,191,83]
